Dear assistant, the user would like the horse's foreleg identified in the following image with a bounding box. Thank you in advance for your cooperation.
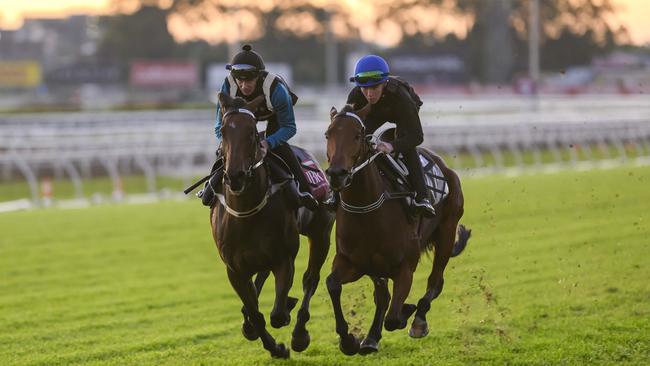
[270,259,296,329]
[292,228,331,352]
[326,254,363,356]
[410,220,457,338]
[359,277,390,354]
[227,268,289,359]
[385,264,416,331]
[241,270,270,341]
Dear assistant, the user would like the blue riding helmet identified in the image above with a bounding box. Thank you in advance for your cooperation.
[349,55,390,87]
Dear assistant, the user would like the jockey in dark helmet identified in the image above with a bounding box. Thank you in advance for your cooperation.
[327,54,435,217]
[198,44,318,210]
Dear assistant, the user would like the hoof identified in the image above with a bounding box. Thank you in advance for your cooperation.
[291,329,311,352]
[270,313,291,329]
[339,333,359,356]
[359,337,379,355]
[384,316,398,331]
[409,316,429,338]
[241,320,258,341]
[271,343,290,359]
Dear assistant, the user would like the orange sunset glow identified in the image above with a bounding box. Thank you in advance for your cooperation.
[1,0,649,46]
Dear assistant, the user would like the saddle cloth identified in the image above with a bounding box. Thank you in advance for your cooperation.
[379,150,449,206]
[291,145,330,202]
[375,126,449,206]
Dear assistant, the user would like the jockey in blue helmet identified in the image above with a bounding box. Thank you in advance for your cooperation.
[339,54,435,216]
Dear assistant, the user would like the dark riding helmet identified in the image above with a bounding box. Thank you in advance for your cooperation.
[226,44,265,80]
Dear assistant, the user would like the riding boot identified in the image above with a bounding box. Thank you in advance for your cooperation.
[266,154,301,209]
[403,148,435,217]
[322,190,339,212]
[197,157,224,207]
[270,143,318,210]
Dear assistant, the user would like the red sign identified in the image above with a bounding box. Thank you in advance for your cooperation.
[130,61,198,87]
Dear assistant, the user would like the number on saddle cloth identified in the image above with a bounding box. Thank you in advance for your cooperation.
[290,146,330,202]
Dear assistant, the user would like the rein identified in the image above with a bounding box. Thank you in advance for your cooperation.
[339,152,411,214]
[215,180,290,218]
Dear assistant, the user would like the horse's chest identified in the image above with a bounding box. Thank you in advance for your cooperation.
[219,238,275,270]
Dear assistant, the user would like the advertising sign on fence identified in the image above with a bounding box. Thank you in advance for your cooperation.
[388,55,467,85]
[130,61,198,88]
[46,63,121,85]
[0,61,42,88]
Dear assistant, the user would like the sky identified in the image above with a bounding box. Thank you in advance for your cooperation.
[1,0,649,45]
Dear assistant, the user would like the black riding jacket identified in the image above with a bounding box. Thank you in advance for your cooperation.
[346,79,424,153]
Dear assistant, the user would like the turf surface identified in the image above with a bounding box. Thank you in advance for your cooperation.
[1,166,648,365]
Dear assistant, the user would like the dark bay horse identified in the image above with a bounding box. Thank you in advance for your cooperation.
[210,92,334,358]
[324,104,471,355]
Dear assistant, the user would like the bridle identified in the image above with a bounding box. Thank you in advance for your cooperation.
[327,111,383,189]
[216,107,289,218]
[221,108,264,183]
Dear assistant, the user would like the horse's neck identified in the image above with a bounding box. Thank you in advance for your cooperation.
[342,158,384,204]
[225,166,268,210]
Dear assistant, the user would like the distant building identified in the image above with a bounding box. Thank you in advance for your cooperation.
[0,15,103,72]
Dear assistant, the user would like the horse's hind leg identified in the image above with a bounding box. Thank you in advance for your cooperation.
[385,263,417,331]
[227,268,289,358]
[241,270,270,341]
[359,277,390,355]
[326,254,363,356]
[292,222,332,352]
[410,220,457,338]
[270,258,296,329]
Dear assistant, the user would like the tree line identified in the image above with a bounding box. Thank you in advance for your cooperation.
[97,0,633,85]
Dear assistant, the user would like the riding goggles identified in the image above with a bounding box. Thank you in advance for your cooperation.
[227,64,260,81]
[349,71,389,85]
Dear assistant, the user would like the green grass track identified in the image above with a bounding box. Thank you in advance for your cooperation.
[1,166,649,365]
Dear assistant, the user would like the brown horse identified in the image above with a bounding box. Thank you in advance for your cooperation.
[324,104,471,355]
[210,92,334,358]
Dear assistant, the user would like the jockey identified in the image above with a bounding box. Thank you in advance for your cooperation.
[340,54,435,217]
[199,44,317,210]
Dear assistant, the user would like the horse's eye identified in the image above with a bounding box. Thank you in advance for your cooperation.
[324,132,329,140]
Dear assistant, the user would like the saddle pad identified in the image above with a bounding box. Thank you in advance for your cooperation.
[419,153,449,206]
[291,145,330,202]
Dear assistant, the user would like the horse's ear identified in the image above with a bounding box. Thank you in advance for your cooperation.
[245,95,265,112]
[330,107,338,120]
[355,102,371,121]
[218,92,232,110]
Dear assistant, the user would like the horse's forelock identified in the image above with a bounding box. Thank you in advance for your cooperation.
[232,97,247,109]
[222,97,248,112]
[340,104,354,114]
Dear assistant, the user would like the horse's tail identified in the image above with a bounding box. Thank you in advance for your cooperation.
[451,224,471,257]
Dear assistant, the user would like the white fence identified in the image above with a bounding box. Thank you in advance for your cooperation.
[1,94,649,203]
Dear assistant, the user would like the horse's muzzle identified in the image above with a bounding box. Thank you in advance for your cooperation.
[224,170,247,194]
[325,167,351,191]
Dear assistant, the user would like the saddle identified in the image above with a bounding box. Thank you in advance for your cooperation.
[374,127,449,206]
